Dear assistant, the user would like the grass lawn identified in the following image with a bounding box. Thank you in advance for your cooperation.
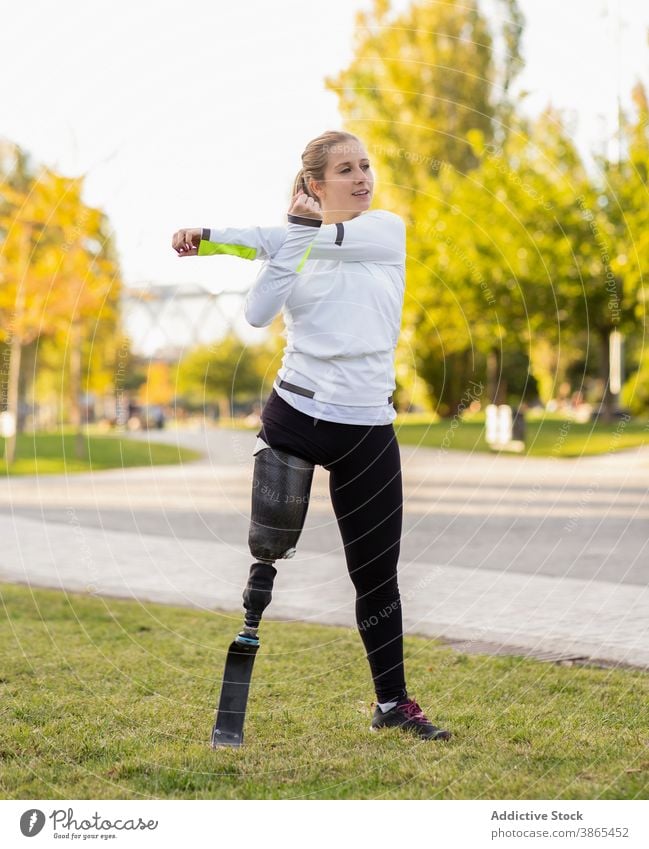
[393,413,649,458]
[225,411,649,458]
[1,432,202,476]
[1,583,648,800]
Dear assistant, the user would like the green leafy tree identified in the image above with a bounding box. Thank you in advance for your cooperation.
[601,82,649,416]
[397,106,597,412]
[174,334,266,420]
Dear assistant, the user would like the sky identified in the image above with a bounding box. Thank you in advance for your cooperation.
[2,0,648,352]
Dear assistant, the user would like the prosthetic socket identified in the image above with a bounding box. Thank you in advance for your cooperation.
[241,447,314,635]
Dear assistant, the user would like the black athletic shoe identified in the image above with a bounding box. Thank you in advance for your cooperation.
[370,698,452,741]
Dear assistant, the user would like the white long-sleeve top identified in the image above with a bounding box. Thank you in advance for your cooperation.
[197,209,406,424]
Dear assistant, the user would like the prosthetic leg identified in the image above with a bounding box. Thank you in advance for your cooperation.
[211,446,314,748]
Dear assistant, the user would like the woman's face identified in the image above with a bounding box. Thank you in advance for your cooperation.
[311,142,374,217]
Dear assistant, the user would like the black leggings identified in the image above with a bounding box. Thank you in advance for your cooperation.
[256,389,406,703]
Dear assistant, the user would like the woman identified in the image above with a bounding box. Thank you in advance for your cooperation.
[172,130,451,742]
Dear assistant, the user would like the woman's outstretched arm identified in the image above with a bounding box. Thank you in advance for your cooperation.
[242,219,322,327]
[197,225,287,261]
[179,209,405,265]
[243,192,322,327]
[172,225,286,261]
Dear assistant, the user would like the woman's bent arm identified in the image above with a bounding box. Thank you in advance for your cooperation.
[243,221,322,327]
[299,210,405,265]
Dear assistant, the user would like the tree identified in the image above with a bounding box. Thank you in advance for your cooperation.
[174,334,266,420]
[0,169,52,463]
[392,106,597,413]
[0,145,122,462]
[600,82,649,416]
[35,172,120,454]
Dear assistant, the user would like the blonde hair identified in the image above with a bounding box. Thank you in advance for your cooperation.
[291,130,362,202]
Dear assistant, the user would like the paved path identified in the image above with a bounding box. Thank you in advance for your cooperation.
[1,426,648,668]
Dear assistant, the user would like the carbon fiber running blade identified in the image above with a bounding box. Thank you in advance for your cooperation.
[210,639,259,748]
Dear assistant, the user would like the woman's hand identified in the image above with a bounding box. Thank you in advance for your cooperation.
[288,191,322,221]
[172,228,202,256]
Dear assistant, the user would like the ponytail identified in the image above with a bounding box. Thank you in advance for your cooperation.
[291,168,317,201]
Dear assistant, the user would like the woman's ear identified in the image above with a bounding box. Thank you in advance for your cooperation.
[308,179,323,201]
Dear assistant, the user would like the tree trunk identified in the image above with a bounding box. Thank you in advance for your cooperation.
[3,225,33,466]
[217,396,231,423]
[597,328,615,424]
[4,329,22,466]
[69,321,86,460]
[446,349,478,417]
[487,346,507,405]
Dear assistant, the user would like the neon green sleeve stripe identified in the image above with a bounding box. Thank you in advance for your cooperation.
[295,242,314,272]
[197,240,258,259]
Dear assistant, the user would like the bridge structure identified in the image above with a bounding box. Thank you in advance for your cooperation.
[120,282,258,359]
